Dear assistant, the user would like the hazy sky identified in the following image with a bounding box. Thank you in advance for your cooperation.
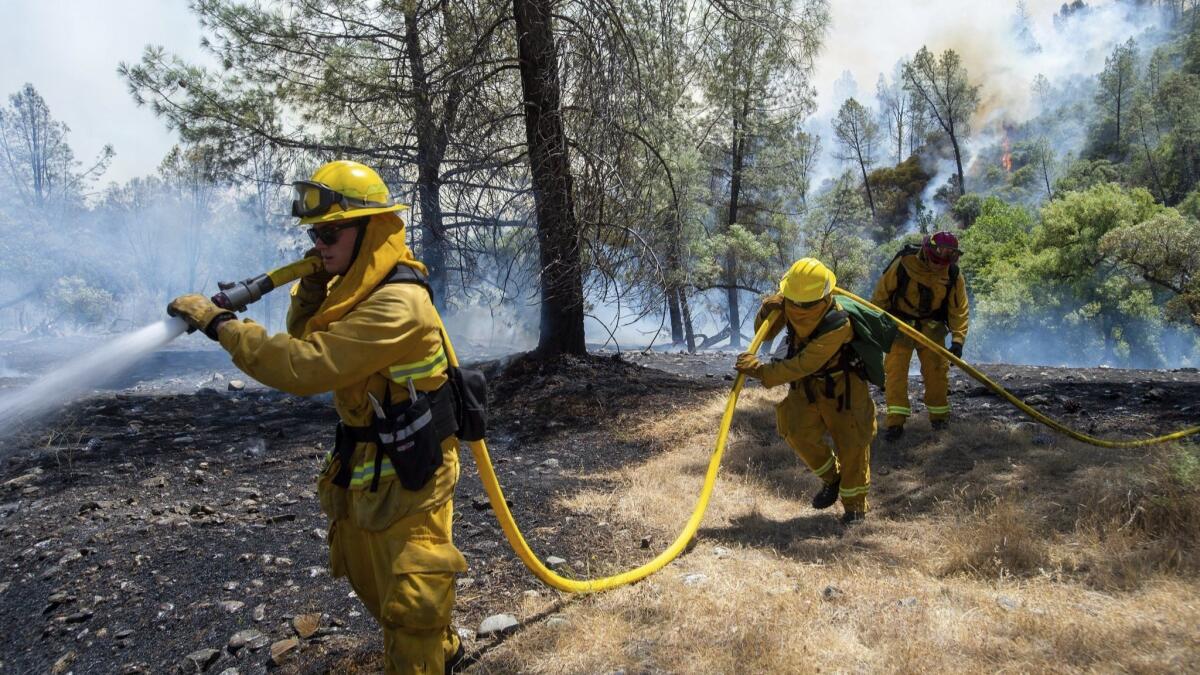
[0,1,211,186]
[0,0,1145,189]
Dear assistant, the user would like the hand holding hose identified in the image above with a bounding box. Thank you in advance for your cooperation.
[755,294,785,330]
[168,294,235,340]
[299,248,333,294]
[735,353,764,379]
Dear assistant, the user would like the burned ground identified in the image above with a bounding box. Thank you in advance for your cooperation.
[0,348,1197,673]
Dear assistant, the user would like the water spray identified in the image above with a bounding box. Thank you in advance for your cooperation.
[0,258,322,437]
[0,317,190,435]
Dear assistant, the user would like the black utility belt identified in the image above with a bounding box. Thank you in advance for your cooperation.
[789,352,866,413]
[893,312,946,326]
[331,383,458,492]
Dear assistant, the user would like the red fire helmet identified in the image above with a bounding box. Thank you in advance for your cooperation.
[922,231,961,266]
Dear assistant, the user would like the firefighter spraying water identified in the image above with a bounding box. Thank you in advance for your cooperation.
[0,259,327,440]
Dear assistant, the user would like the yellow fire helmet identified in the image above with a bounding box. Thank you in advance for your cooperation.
[779,257,836,304]
[292,160,408,225]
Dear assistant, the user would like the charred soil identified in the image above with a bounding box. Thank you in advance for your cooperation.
[0,351,1196,673]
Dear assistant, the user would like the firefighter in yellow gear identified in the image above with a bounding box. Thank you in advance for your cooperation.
[871,231,969,441]
[168,160,466,674]
[736,258,877,523]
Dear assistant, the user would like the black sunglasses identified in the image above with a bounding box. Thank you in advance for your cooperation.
[306,220,361,245]
[789,297,827,309]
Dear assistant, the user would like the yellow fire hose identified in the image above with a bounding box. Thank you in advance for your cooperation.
[254,259,1198,593]
[439,289,1198,593]
[436,311,779,592]
[832,288,1200,448]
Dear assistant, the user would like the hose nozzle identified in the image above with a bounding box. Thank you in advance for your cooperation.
[210,257,324,312]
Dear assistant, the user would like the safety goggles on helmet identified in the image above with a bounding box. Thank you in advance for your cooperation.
[306,219,362,245]
[291,180,394,219]
[928,244,962,264]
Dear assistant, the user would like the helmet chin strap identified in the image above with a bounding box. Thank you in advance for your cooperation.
[346,216,370,268]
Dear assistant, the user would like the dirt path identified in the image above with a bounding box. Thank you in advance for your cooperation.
[0,352,1197,673]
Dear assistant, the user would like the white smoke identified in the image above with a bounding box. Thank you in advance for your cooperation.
[807,0,1171,193]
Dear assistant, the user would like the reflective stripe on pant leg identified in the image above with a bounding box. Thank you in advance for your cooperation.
[885,405,910,429]
[884,337,915,428]
[824,373,875,513]
[777,391,839,483]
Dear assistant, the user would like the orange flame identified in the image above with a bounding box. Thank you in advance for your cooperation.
[1001,131,1012,173]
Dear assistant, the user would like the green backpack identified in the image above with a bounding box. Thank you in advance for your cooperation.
[786,297,897,390]
[835,296,898,389]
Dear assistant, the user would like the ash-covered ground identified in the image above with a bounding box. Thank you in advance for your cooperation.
[0,338,1197,674]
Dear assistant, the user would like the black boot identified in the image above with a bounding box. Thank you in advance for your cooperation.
[811,476,840,510]
[931,419,949,431]
[884,425,904,442]
[841,510,866,525]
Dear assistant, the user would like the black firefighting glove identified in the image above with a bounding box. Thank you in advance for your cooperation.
[949,342,963,359]
[168,294,235,341]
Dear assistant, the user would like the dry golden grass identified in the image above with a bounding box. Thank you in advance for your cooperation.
[470,388,1200,674]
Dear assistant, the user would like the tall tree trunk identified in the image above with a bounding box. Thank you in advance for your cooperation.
[1138,117,1167,202]
[725,105,747,349]
[857,151,877,219]
[665,211,686,345]
[949,129,967,197]
[681,290,697,354]
[724,253,741,349]
[404,2,449,308]
[667,288,684,344]
[1115,74,1123,148]
[1041,154,1053,200]
[513,0,586,356]
[415,171,448,306]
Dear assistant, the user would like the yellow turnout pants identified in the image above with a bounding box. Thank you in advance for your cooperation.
[884,321,950,428]
[321,440,468,675]
[774,371,877,511]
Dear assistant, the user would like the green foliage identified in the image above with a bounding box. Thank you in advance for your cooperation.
[46,276,116,328]
[1155,70,1200,201]
[833,97,881,218]
[867,155,931,240]
[957,197,1034,299]
[1037,183,1162,271]
[1088,38,1138,159]
[801,172,873,292]
[951,193,983,227]
[1100,208,1200,325]
[0,84,111,220]
[1053,159,1124,195]
[699,0,829,335]
[1177,188,1200,220]
[903,46,980,196]
[959,184,1188,365]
